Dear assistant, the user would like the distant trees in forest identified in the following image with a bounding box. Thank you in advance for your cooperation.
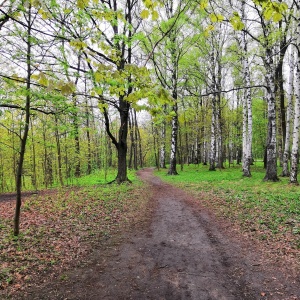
[1,0,300,234]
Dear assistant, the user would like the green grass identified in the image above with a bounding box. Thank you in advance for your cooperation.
[155,163,300,249]
[72,168,137,186]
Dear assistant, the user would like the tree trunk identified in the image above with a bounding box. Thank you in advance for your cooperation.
[167,102,179,175]
[290,34,300,184]
[73,100,81,178]
[237,0,252,176]
[128,112,134,169]
[275,18,288,167]
[14,5,32,236]
[85,85,92,175]
[115,97,130,183]
[30,119,37,190]
[209,94,217,171]
[167,30,179,176]
[55,115,64,186]
[282,46,295,177]
[263,48,279,182]
[160,117,167,168]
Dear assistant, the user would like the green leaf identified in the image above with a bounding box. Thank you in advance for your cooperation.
[200,0,208,10]
[77,0,89,9]
[273,12,282,22]
[230,14,244,31]
[152,10,159,21]
[60,82,75,95]
[144,0,152,9]
[210,13,224,23]
[210,13,218,22]
[263,8,273,20]
[140,9,150,19]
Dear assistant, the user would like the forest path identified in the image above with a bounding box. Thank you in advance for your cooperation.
[20,168,299,300]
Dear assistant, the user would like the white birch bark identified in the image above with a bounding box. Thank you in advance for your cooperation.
[209,96,216,171]
[290,28,300,183]
[240,0,252,177]
[263,53,278,181]
[168,107,179,175]
[209,46,216,171]
[282,46,295,177]
[160,121,166,169]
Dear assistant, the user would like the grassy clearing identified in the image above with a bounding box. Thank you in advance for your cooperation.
[0,170,150,297]
[155,163,300,254]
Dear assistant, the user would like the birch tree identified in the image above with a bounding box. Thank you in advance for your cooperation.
[290,14,300,184]
[143,0,193,175]
[282,45,295,177]
[240,0,253,177]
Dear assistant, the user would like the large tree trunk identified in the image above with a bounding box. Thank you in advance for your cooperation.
[282,46,295,177]
[263,48,279,182]
[275,18,289,167]
[115,97,130,183]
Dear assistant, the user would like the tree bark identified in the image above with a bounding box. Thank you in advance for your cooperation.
[116,97,130,183]
[240,1,252,177]
[290,32,300,184]
[167,101,179,175]
[282,46,295,177]
[14,5,32,236]
[160,108,167,168]
[263,48,279,182]
[54,114,64,186]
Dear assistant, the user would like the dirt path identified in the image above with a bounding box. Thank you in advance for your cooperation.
[19,168,299,300]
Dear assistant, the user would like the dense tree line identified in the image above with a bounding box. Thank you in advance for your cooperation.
[0,0,299,235]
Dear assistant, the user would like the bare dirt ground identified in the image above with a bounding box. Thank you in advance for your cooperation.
[12,168,300,299]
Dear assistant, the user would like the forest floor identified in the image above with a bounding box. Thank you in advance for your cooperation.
[1,168,300,299]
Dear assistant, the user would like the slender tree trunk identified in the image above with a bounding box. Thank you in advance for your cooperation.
[209,94,217,171]
[238,0,252,176]
[282,46,295,177]
[290,33,300,184]
[133,111,138,170]
[85,85,92,175]
[134,111,143,168]
[152,123,159,169]
[128,112,134,169]
[167,31,179,176]
[168,101,179,175]
[73,99,81,178]
[216,56,224,169]
[209,45,217,171]
[133,109,142,168]
[30,119,37,190]
[160,117,167,168]
[14,6,32,236]
[55,115,64,186]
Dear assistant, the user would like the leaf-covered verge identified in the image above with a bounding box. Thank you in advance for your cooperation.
[0,176,151,298]
[156,163,300,268]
